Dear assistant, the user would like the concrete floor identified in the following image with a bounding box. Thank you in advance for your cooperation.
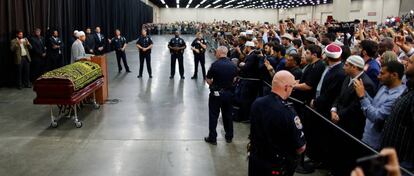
[0,35,324,176]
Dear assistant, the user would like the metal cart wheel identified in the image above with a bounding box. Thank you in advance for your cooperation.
[50,121,58,128]
[75,121,82,128]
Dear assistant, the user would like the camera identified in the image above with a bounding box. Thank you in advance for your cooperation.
[327,21,356,34]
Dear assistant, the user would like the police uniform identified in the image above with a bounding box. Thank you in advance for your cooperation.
[249,93,306,176]
[136,35,153,77]
[191,38,207,78]
[111,36,130,72]
[168,36,186,78]
[205,57,238,142]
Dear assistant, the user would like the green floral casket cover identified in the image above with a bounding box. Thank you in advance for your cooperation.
[39,61,103,91]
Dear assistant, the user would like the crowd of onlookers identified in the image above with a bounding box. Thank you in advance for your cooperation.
[146,16,414,175]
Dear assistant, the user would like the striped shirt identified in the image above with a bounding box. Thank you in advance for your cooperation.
[381,88,414,163]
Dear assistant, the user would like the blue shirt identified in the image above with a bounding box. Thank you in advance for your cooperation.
[365,58,381,87]
[360,84,406,150]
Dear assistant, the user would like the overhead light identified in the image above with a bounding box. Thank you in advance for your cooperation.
[212,0,221,4]
[159,0,333,9]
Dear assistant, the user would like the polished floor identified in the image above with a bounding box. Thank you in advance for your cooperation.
[0,35,322,176]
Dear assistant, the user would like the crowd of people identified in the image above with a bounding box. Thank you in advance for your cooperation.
[150,17,414,176]
[10,14,414,175]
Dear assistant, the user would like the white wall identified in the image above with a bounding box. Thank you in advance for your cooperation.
[157,0,402,24]
[159,8,279,23]
[399,0,414,15]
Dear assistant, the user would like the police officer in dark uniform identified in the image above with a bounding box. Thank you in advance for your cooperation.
[109,29,130,73]
[191,32,207,79]
[136,29,153,78]
[47,29,64,70]
[168,31,186,79]
[204,46,238,145]
[249,70,306,176]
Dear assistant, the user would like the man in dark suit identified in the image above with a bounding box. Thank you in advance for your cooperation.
[331,55,377,138]
[84,28,95,54]
[47,29,64,70]
[309,44,347,167]
[93,27,106,55]
[29,28,47,81]
[330,55,377,175]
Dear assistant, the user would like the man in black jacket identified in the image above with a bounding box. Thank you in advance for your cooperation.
[84,28,95,54]
[330,55,377,175]
[47,29,64,70]
[310,43,346,166]
[29,28,47,81]
[94,27,106,55]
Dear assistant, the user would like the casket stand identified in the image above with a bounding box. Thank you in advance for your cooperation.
[33,61,104,128]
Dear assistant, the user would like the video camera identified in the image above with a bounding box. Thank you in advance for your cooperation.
[327,21,357,34]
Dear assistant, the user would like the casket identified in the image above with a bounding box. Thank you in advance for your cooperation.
[33,61,103,105]
[33,61,104,128]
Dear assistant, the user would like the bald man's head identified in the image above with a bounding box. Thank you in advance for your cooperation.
[272,70,296,99]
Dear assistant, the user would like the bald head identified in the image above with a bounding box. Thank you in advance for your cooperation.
[272,70,296,99]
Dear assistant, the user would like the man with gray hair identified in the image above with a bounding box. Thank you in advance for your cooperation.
[204,45,238,145]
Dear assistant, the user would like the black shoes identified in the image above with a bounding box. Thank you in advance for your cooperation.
[191,75,197,79]
[137,75,142,78]
[181,76,185,80]
[204,137,217,145]
[225,138,233,143]
[169,76,174,79]
[149,75,153,79]
[126,70,131,73]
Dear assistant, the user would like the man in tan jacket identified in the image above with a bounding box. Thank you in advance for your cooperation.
[10,30,32,89]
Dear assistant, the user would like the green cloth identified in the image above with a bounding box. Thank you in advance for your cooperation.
[39,61,103,91]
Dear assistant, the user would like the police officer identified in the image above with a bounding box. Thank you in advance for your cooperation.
[191,32,207,79]
[136,29,153,78]
[204,46,238,145]
[109,29,130,73]
[249,71,306,176]
[47,29,64,70]
[168,31,186,79]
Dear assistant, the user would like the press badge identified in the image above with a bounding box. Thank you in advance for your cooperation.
[214,91,220,97]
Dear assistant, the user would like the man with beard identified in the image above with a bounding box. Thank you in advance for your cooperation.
[381,55,414,172]
[10,30,32,89]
